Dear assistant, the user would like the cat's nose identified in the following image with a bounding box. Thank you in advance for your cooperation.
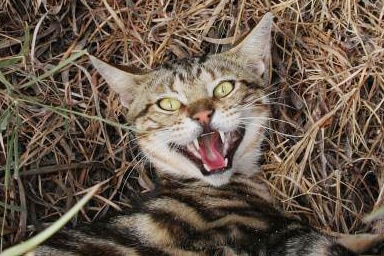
[193,109,213,124]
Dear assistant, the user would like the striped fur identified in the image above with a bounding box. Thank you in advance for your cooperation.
[29,13,356,255]
[32,175,354,256]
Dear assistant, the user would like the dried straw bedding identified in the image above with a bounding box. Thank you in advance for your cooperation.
[0,0,383,250]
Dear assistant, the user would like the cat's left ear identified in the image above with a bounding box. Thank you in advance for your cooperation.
[89,55,145,108]
[225,12,274,77]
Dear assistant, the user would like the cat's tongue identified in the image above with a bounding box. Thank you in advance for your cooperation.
[198,132,226,171]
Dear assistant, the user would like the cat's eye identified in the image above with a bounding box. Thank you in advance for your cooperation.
[157,98,182,111]
[213,81,234,98]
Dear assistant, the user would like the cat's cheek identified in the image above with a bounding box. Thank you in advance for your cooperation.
[136,119,159,131]
[170,119,202,145]
[135,112,179,131]
[134,112,162,131]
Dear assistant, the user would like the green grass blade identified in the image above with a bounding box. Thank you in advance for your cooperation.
[0,184,100,256]
[19,50,88,89]
[364,206,384,223]
[0,71,14,92]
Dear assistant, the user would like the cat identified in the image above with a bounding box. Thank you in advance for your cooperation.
[27,12,359,256]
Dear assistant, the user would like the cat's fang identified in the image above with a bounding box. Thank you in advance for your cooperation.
[187,142,201,159]
[223,138,229,156]
[193,139,200,151]
[219,131,225,144]
[203,163,210,172]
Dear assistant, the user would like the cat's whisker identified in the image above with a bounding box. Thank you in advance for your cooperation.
[259,125,303,138]
[120,153,152,193]
[120,130,176,171]
[238,116,297,127]
[120,140,171,190]
[239,101,295,110]
[237,90,288,107]
[235,120,302,138]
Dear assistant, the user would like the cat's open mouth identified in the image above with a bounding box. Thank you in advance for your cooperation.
[177,128,244,175]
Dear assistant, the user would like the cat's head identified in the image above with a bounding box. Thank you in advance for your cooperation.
[90,13,273,186]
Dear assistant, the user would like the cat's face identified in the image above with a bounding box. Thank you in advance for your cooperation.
[91,13,273,186]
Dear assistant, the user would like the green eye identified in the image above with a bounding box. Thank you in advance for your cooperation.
[213,81,234,98]
[157,98,182,111]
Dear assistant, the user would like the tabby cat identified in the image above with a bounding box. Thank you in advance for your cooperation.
[29,13,358,256]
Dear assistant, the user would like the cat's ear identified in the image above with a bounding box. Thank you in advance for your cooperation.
[89,55,143,108]
[226,12,274,77]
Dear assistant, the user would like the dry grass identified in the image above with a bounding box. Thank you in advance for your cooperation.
[0,0,383,251]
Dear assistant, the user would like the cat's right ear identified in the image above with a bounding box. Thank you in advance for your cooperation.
[223,12,274,78]
[89,55,142,108]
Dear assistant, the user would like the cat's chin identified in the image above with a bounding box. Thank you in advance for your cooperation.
[200,170,233,187]
[174,128,245,177]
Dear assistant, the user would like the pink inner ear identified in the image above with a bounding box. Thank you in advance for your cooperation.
[119,92,133,108]
[251,61,266,76]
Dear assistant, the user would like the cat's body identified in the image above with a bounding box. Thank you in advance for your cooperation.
[33,175,354,256]
[28,13,358,255]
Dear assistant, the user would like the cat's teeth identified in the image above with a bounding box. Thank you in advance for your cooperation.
[203,164,210,172]
[224,158,228,167]
[187,142,201,159]
[219,131,225,143]
[193,139,200,150]
[223,140,229,156]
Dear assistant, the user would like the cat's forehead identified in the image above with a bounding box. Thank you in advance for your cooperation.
[160,56,205,70]
[159,56,211,80]
[145,55,240,100]
[159,55,238,76]
[151,55,240,87]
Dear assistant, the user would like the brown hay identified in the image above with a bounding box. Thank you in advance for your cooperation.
[0,0,383,251]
